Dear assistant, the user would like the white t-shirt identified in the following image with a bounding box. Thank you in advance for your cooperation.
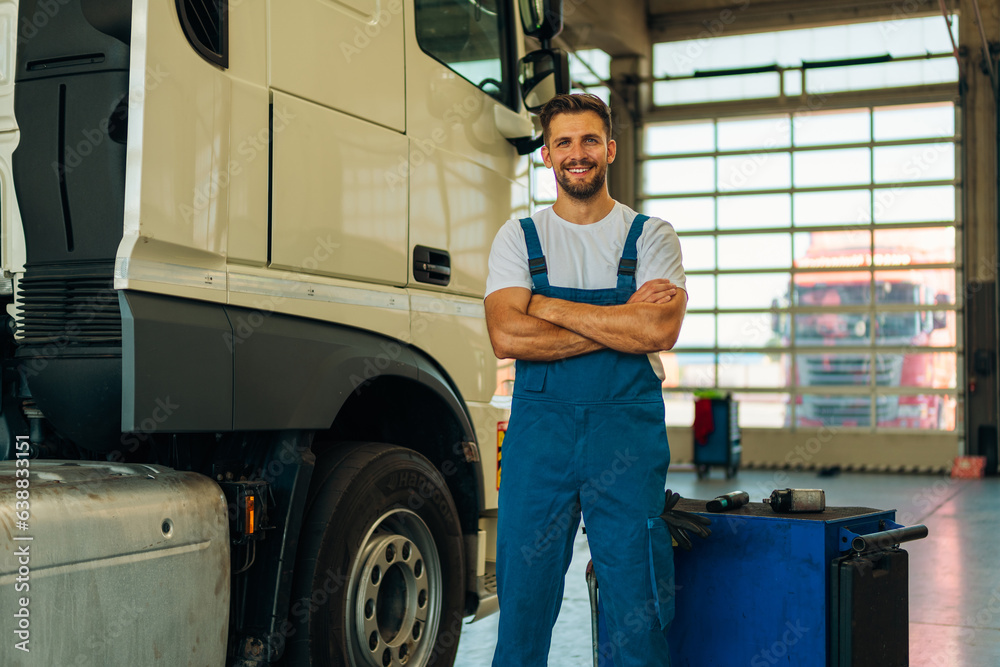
[486,202,686,296]
[485,202,686,381]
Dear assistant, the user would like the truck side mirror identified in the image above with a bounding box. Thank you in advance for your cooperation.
[518,48,570,114]
[519,0,563,41]
[933,293,949,329]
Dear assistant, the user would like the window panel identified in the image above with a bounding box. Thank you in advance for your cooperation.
[654,73,781,106]
[718,272,789,310]
[875,311,956,347]
[874,143,954,183]
[784,73,803,97]
[645,197,715,231]
[718,233,791,269]
[734,392,789,428]
[873,185,955,223]
[718,353,786,387]
[875,269,956,305]
[570,49,610,84]
[661,354,716,388]
[805,59,959,95]
[717,116,790,151]
[796,392,872,428]
[794,230,872,269]
[794,269,872,306]
[645,158,715,195]
[874,103,955,141]
[876,393,954,429]
[663,391,695,426]
[684,274,716,310]
[718,313,783,348]
[717,152,791,191]
[793,190,871,226]
[532,165,557,202]
[876,353,957,389]
[679,236,715,271]
[794,148,871,187]
[794,109,870,146]
[718,194,790,229]
[872,227,955,264]
[795,313,872,346]
[646,121,715,155]
[414,0,510,105]
[674,314,715,348]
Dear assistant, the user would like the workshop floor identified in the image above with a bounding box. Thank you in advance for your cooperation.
[454,468,1000,666]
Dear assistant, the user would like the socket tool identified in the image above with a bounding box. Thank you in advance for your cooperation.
[706,490,750,512]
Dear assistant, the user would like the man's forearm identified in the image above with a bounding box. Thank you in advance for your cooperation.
[487,308,604,361]
[529,294,684,354]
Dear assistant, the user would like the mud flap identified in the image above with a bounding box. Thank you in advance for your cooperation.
[647,517,676,630]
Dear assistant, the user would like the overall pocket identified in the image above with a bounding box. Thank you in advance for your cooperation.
[514,359,548,392]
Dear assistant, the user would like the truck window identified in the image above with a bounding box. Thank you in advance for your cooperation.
[414,0,515,107]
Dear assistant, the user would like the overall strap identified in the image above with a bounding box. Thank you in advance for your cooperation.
[617,214,649,291]
[519,217,550,289]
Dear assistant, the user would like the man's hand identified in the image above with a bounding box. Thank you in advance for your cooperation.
[628,279,679,305]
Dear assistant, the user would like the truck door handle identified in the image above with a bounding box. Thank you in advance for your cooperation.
[413,246,451,286]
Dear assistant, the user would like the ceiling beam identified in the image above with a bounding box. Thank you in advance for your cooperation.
[648,0,942,43]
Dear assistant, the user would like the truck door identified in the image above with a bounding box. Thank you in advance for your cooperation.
[268,0,409,286]
[405,0,530,404]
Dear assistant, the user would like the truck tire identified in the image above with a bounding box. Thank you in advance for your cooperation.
[285,443,465,667]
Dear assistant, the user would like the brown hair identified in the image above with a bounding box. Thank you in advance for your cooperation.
[539,93,612,147]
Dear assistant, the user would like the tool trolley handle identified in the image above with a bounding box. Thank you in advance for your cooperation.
[851,524,929,552]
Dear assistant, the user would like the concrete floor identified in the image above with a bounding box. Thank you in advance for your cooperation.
[455,468,1000,666]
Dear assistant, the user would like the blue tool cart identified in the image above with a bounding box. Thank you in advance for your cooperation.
[588,499,927,667]
[692,395,741,479]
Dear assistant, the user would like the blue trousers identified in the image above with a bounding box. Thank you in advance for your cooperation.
[492,398,674,667]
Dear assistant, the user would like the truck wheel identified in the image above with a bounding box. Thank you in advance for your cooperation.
[286,443,465,667]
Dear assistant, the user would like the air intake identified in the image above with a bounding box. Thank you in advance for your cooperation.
[16,264,121,345]
[176,0,228,68]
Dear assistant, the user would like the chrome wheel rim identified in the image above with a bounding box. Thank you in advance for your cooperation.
[347,509,442,667]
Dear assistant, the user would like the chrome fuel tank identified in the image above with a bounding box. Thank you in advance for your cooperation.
[0,460,229,666]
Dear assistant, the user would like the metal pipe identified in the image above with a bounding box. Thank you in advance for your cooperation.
[851,524,929,552]
[970,0,997,97]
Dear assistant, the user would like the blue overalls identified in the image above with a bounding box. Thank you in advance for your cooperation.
[493,215,675,667]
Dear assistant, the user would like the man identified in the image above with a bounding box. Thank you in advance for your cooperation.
[484,93,687,666]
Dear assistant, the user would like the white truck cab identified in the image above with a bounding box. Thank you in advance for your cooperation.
[0,1,567,665]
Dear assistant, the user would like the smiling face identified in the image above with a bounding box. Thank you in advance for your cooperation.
[541,111,616,203]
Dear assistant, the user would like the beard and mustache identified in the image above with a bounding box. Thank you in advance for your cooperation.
[554,158,608,202]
